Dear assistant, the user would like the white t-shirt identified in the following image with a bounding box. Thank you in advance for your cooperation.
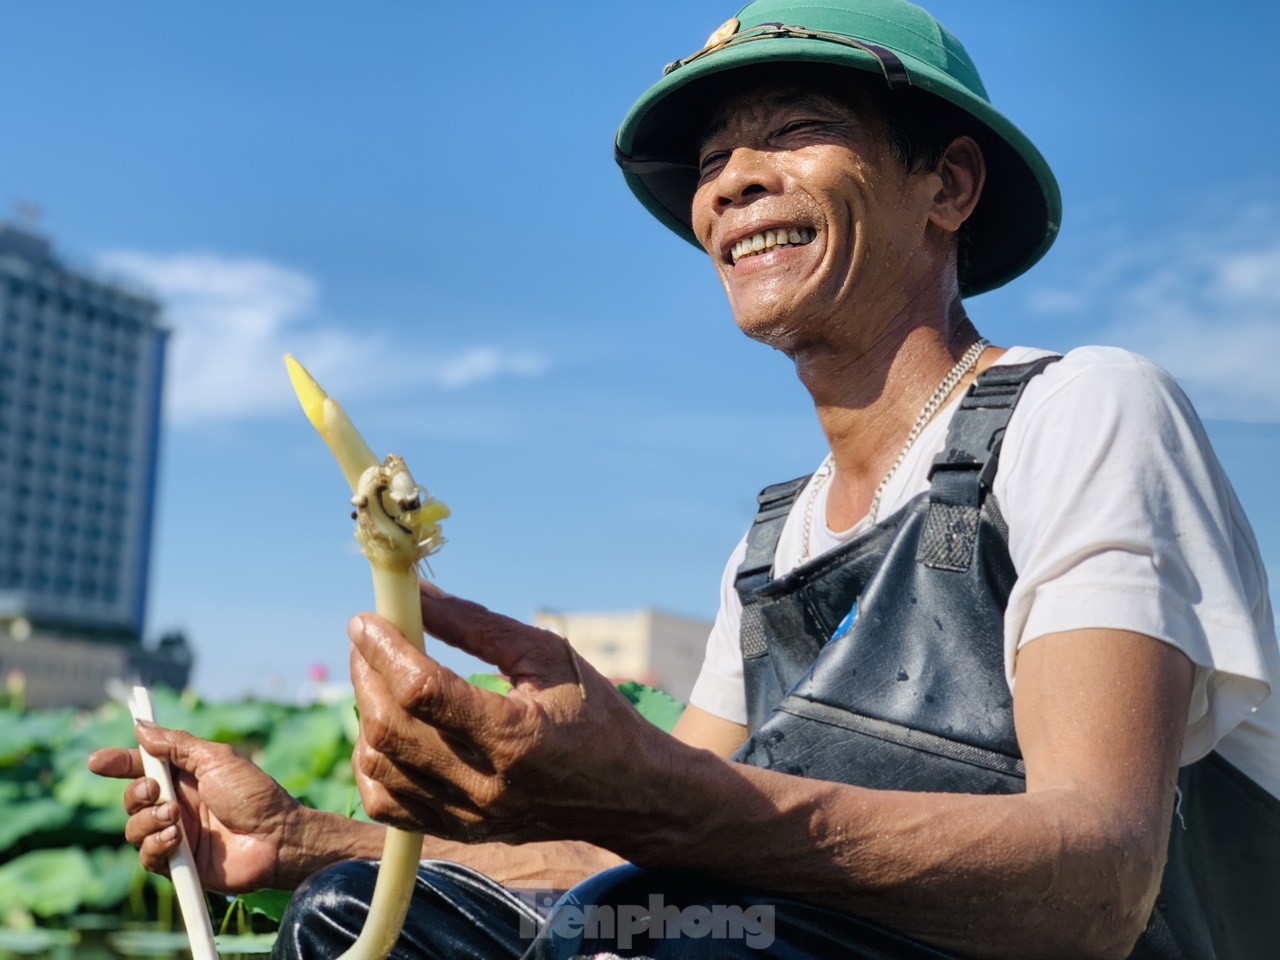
[690,346,1280,798]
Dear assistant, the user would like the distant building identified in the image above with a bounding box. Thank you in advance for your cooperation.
[533,608,709,703]
[0,222,187,708]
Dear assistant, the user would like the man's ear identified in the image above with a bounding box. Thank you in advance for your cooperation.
[928,135,985,235]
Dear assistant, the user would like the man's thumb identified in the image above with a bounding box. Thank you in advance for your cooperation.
[135,722,219,775]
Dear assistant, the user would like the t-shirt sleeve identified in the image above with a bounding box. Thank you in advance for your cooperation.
[997,347,1273,764]
[688,535,750,725]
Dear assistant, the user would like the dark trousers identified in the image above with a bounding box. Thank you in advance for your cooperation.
[273,859,957,959]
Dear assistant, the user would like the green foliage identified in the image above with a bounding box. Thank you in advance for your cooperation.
[108,929,204,955]
[0,676,684,936]
[84,846,144,911]
[615,681,686,733]
[465,672,513,695]
[0,710,74,767]
[255,704,351,796]
[0,928,79,952]
[0,690,364,930]
[0,848,98,917]
[0,797,72,853]
[213,932,277,954]
[184,701,281,744]
[235,890,293,925]
[464,673,687,733]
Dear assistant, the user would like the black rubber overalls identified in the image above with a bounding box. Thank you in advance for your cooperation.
[733,359,1280,958]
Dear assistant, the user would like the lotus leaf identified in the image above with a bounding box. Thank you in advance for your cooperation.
[216,936,279,957]
[183,700,281,743]
[337,696,360,744]
[79,803,131,834]
[236,889,293,925]
[0,928,79,951]
[107,929,194,956]
[0,847,94,917]
[466,673,513,695]
[0,797,73,855]
[215,932,279,954]
[82,846,143,910]
[255,707,348,794]
[296,775,359,818]
[0,710,73,767]
[53,750,131,812]
[60,702,138,759]
[615,682,686,733]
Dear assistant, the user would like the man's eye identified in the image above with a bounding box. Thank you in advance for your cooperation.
[778,119,827,137]
[698,152,730,181]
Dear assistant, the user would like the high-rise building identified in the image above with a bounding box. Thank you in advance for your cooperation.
[0,222,187,707]
[533,608,709,703]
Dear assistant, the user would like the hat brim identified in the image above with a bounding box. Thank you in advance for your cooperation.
[616,38,1061,297]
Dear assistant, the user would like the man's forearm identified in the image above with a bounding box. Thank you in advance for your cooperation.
[583,629,1192,959]
[418,837,625,892]
[282,807,623,893]
[610,751,1166,960]
[276,809,385,888]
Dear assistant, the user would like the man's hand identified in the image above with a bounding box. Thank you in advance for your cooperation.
[347,581,687,846]
[88,725,357,893]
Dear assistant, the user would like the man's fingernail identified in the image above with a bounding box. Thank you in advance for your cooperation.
[136,780,156,802]
[156,803,175,823]
[159,826,178,842]
[347,616,365,641]
[420,581,453,600]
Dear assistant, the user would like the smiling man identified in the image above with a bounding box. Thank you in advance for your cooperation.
[92,1,1280,958]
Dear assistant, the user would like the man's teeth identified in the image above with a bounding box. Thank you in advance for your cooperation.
[730,227,816,264]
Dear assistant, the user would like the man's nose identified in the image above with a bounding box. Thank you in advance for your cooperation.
[714,148,781,208]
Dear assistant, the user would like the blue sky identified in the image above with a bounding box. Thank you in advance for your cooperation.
[1,1,1277,700]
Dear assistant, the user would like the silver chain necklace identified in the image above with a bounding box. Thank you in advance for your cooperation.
[800,338,990,563]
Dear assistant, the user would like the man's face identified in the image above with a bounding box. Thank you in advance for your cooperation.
[691,81,939,348]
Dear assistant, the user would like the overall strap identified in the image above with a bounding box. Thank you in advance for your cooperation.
[735,475,808,657]
[919,357,1060,571]
[928,356,1061,502]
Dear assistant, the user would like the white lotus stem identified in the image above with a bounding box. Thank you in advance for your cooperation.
[129,686,220,960]
[285,355,449,960]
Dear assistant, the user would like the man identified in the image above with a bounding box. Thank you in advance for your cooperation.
[91,1,1279,957]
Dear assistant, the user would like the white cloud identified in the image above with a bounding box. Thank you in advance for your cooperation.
[428,345,549,390]
[1026,200,1280,421]
[1026,287,1088,315]
[96,250,549,426]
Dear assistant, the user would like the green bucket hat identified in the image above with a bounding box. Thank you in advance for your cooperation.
[615,0,1061,297]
